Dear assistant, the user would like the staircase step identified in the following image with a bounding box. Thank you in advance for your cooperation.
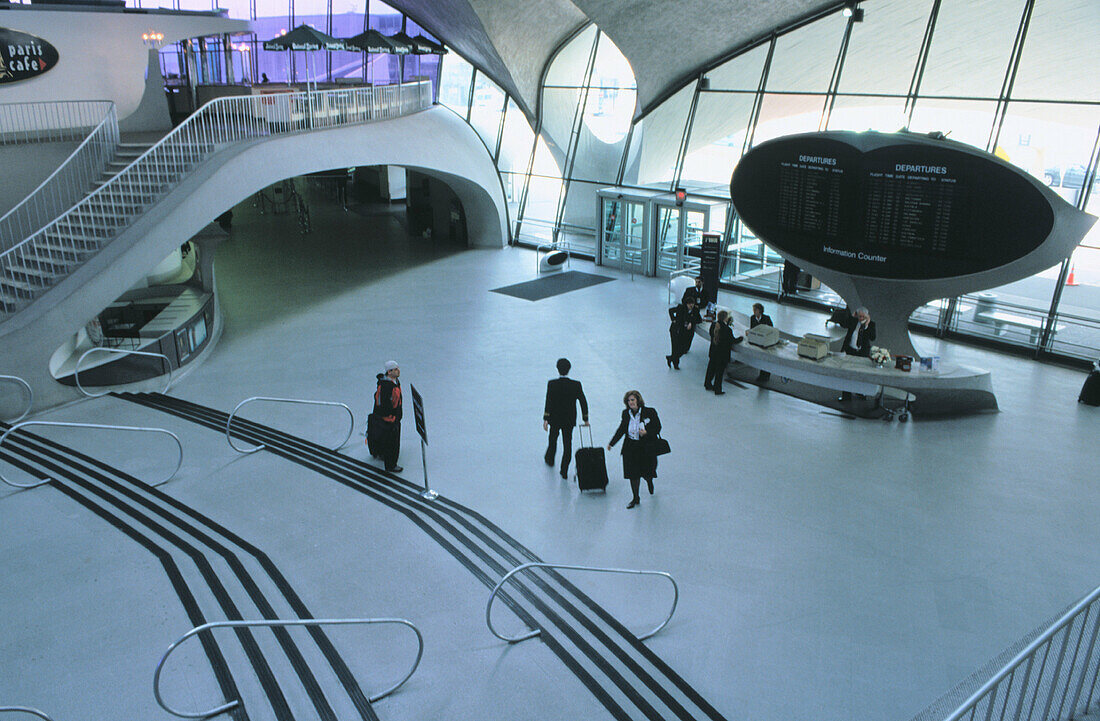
[41,232,103,249]
[0,276,43,294]
[5,262,59,284]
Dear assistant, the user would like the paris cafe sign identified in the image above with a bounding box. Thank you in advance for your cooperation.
[0,28,59,85]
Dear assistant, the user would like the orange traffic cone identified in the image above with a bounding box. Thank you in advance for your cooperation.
[1066,265,1078,286]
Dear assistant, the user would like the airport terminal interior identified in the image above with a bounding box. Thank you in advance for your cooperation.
[2,0,1100,720]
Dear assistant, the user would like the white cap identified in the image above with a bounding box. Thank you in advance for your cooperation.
[384,360,399,372]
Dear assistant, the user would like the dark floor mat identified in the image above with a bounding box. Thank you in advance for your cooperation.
[491,271,615,301]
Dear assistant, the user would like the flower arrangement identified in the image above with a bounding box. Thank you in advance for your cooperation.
[869,346,891,365]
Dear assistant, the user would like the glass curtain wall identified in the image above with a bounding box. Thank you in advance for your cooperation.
[607,0,1098,362]
[436,0,1098,361]
[155,0,440,92]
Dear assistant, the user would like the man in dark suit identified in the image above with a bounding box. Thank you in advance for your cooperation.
[681,275,709,310]
[750,303,774,380]
[839,306,876,401]
[543,358,589,479]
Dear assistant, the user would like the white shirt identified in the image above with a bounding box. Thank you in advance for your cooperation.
[627,409,643,440]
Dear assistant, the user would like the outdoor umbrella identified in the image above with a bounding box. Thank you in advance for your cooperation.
[344,29,409,55]
[390,31,427,55]
[411,34,446,55]
[262,24,348,52]
[263,24,347,89]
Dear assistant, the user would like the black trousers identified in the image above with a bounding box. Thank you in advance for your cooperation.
[704,356,729,391]
[669,329,692,365]
[378,421,401,470]
[545,425,573,473]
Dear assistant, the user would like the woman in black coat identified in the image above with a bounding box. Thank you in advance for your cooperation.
[704,310,741,395]
[607,390,662,509]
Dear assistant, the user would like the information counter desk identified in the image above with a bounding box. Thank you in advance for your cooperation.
[698,311,998,417]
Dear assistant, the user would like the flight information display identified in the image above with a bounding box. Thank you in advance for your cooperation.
[730,133,1055,280]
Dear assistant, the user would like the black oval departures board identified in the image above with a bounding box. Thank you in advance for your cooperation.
[730,132,1055,280]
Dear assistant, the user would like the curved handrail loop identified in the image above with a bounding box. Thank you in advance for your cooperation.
[226,396,354,454]
[486,562,679,643]
[0,375,33,423]
[0,421,183,489]
[154,617,424,718]
[0,707,56,721]
[74,348,173,398]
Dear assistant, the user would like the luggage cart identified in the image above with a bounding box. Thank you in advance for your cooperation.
[876,386,913,422]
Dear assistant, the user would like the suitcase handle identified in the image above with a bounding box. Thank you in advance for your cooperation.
[577,422,595,448]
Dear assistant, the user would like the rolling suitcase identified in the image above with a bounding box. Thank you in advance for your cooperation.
[574,425,608,492]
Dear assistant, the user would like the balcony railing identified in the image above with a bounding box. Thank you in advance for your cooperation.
[0,81,433,318]
[0,102,119,254]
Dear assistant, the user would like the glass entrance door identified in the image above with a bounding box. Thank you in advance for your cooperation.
[654,203,710,277]
[655,205,681,275]
[600,198,646,272]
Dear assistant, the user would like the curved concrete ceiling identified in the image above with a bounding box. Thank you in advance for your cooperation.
[390,0,844,121]
[387,0,588,119]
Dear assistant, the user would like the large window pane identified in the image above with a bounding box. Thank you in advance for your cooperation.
[826,95,908,133]
[997,103,1100,203]
[573,86,634,182]
[438,53,473,117]
[621,84,693,189]
[751,93,826,146]
[540,86,585,163]
[520,174,564,244]
[764,11,848,92]
[706,44,768,92]
[499,99,536,176]
[680,92,755,194]
[469,72,506,156]
[591,33,636,90]
[1013,0,1100,102]
[840,0,933,95]
[545,25,598,87]
[559,180,602,254]
[920,0,1023,98]
[330,12,367,81]
[908,98,997,150]
[500,171,526,224]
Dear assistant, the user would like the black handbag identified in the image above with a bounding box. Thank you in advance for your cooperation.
[654,436,671,456]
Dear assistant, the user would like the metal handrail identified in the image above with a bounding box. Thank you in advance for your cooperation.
[0,99,114,143]
[0,375,33,423]
[0,102,118,253]
[0,707,55,720]
[226,396,354,454]
[153,617,424,719]
[0,81,433,318]
[942,582,1100,721]
[486,562,679,643]
[0,421,182,489]
[536,239,572,274]
[74,348,172,398]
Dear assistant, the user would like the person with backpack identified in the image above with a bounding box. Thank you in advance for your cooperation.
[371,360,403,472]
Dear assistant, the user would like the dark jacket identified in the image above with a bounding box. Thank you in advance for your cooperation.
[749,313,773,329]
[374,374,403,422]
[609,406,661,453]
[682,285,709,309]
[544,377,589,428]
[708,321,742,362]
[668,303,702,336]
[841,316,877,357]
